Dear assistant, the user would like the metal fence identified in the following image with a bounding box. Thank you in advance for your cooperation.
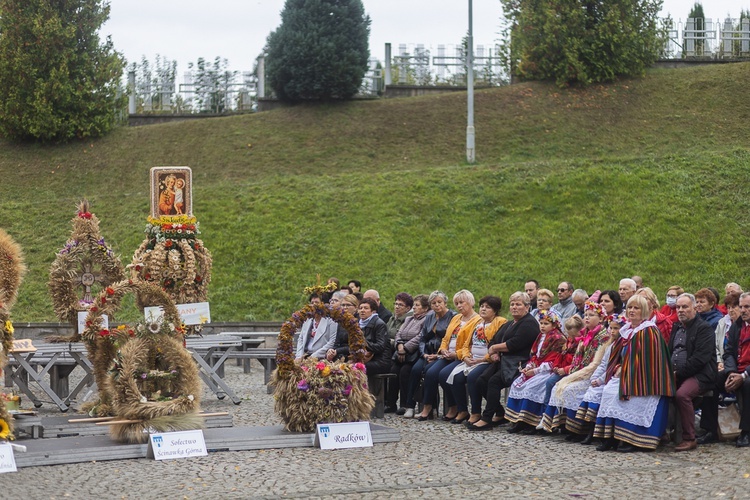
[129,71,258,114]
[662,18,750,59]
[385,43,505,87]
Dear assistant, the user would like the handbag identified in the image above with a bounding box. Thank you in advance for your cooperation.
[717,402,742,440]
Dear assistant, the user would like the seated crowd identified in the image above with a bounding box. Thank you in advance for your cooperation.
[296,277,750,452]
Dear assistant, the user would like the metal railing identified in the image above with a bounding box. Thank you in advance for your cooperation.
[662,18,750,59]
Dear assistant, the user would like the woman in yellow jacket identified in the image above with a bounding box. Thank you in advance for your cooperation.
[416,290,481,421]
[446,296,507,424]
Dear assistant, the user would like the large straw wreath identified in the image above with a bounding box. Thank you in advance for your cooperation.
[82,280,201,441]
[271,302,374,432]
[48,201,125,336]
[0,228,26,440]
[129,215,212,308]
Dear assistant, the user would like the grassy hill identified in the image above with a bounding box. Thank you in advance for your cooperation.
[2,63,750,322]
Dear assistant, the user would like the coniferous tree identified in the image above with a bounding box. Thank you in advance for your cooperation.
[265,0,371,102]
[0,0,125,142]
[501,0,664,86]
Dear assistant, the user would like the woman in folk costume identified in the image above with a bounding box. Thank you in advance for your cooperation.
[540,300,611,438]
[504,309,566,433]
[446,295,507,425]
[573,313,628,445]
[593,295,676,452]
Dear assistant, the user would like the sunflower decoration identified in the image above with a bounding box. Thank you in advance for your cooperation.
[271,278,373,432]
[0,418,10,440]
[47,200,126,342]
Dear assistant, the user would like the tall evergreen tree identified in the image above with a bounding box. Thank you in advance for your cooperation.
[501,0,664,86]
[265,0,371,102]
[0,0,125,142]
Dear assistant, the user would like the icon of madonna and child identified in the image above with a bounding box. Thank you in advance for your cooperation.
[150,167,192,218]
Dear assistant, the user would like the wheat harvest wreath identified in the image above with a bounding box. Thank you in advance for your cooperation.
[271,302,375,433]
[83,279,201,443]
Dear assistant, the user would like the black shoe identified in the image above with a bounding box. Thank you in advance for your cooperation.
[696,431,718,445]
[565,433,584,442]
[521,426,539,435]
[416,412,434,421]
[596,438,617,452]
[507,422,526,434]
[384,406,397,414]
[581,432,595,445]
[617,443,638,453]
[468,421,493,431]
[736,433,750,448]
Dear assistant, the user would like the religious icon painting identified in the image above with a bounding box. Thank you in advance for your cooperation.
[150,166,193,218]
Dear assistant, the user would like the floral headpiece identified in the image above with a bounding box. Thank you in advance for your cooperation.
[303,274,338,296]
[609,312,627,326]
[584,300,606,317]
[537,309,561,327]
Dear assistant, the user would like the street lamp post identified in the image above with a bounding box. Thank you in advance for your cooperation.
[466,0,475,164]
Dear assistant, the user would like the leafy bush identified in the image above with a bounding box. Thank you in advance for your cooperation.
[502,0,664,86]
[0,0,125,142]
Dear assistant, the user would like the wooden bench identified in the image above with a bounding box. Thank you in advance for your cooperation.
[185,335,244,404]
[215,348,277,394]
[6,342,95,412]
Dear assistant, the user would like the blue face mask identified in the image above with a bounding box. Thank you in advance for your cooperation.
[666,297,677,307]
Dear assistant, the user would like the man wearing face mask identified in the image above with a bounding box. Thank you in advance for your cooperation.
[660,285,683,324]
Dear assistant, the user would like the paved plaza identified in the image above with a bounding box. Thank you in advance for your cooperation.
[2,360,749,499]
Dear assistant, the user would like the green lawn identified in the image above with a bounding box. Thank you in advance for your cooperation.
[2,63,749,321]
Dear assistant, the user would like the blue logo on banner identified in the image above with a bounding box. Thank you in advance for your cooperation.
[320,426,330,437]
[153,435,163,447]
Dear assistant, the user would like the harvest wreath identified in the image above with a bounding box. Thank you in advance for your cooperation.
[48,201,125,330]
[81,279,201,442]
[129,215,212,308]
[0,228,26,441]
[271,302,375,432]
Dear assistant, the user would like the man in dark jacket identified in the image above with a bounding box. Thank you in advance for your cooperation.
[669,293,717,451]
[700,292,750,447]
[469,291,539,431]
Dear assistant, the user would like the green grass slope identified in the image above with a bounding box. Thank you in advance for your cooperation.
[1,63,749,321]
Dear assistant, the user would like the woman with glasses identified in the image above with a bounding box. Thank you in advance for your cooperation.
[326,294,359,361]
[386,293,414,345]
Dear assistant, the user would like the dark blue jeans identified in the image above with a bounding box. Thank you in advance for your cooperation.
[450,363,490,413]
[423,358,460,409]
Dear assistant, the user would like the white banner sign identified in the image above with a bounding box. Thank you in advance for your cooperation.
[0,443,17,473]
[316,422,373,450]
[144,302,210,326]
[78,312,108,334]
[149,430,207,461]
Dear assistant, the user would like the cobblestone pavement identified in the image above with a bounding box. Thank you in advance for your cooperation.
[2,361,750,499]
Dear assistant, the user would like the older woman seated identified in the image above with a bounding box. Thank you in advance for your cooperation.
[446,295,507,424]
[505,309,566,433]
[416,290,480,421]
[326,294,359,361]
[593,295,676,452]
[403,291,456,418]
[358,297,392,375]
[531,288,555,320]
[295,293,337,361]
[385,294,430,414]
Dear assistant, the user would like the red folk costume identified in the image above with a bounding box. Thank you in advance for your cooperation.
[555,335,584,373]
[567,324,609,375]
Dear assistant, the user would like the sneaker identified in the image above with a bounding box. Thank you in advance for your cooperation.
[403,408,415,418]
